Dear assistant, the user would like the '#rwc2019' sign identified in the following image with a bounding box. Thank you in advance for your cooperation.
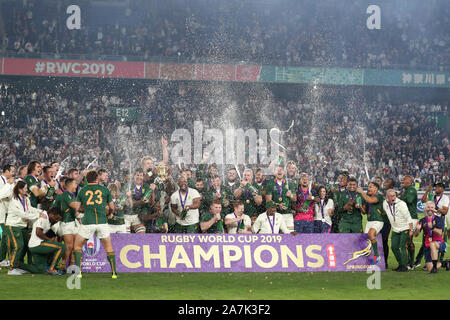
[81,233,385,273]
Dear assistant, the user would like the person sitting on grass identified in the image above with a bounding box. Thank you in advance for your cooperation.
[22,207,66,275]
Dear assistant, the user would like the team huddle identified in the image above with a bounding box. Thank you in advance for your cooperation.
[0,153,449,278]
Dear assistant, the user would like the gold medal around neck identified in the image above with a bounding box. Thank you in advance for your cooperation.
[246,199,250,204]
[279,197,282,202]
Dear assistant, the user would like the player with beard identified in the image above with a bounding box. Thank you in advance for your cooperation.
[67,168,84,196]
[286,161,299,191]
[329,171,349,233]
[170,177,201,233]
[123,169,154,233]
[226,167,240,196]
[97,169,109,187]
[24,161,46,208]
[204,176,232,220]
[399,175,418,269]
[264,166,297,233]
[40,166,57,211]
[234,169,263,224]
[141,137,169,185]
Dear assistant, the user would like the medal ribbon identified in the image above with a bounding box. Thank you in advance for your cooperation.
[19,196,28,212]
[389,202,396,221]
[347,190,356,200]
[179,189,189,210]
[434,194,443,208]
[267,214,276,233]
[234,213,242,231]
[275,179,285,201]
[135,184,143,199]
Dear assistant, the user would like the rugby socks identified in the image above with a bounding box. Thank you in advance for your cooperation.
[371,239,379,257]
[73,250,82,269]
[107,251,117,275]
[432,260,437,269]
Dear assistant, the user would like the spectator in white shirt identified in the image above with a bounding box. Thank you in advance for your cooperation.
[252,201,298,235]
[382,189,413,272]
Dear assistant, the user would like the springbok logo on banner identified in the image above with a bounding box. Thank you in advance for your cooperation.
[82,235,101,257]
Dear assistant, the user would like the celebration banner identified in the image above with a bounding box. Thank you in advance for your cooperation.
[2,58,145,79]
[81,233,385,273]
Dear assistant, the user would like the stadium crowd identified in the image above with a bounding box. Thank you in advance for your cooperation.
[0,81,448,188]
[0,80,449,276]
[2,0,449,71]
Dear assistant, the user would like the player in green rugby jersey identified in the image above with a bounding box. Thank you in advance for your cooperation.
[234,169,263,225]
[107,183,127,234]
[203,176,232,220]
[399,175,418,269]
[50,178,79,273]
[337,177,363,233]
[123,169,154,233]
[263,165,297,233]
[200,200,225,233]
[24,161,46,208]
[286,161,300,191]
[72,170,118,279]
[357,182,385,264]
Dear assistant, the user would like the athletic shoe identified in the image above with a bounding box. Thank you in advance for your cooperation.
[112,273,118,279]
[77,273,82,279]
[7,268,23,275]
[396,266,409,272]
[446,260,450,271]
[372,256,381,265]
[47,269,59,276]
[393,266,400,271]
[17,268,30,274]
[429,267,438,274]
[0,260,10,267]
[412,262,421,269]
[422,266,427,271]
[407,265,412,271]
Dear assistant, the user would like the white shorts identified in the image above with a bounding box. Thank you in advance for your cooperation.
[124,214,143,232]
[365,221,384,234]
[281,214,294,233]
[108,224,127,234]
[60,221,78,236]
[78,224,110,240]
